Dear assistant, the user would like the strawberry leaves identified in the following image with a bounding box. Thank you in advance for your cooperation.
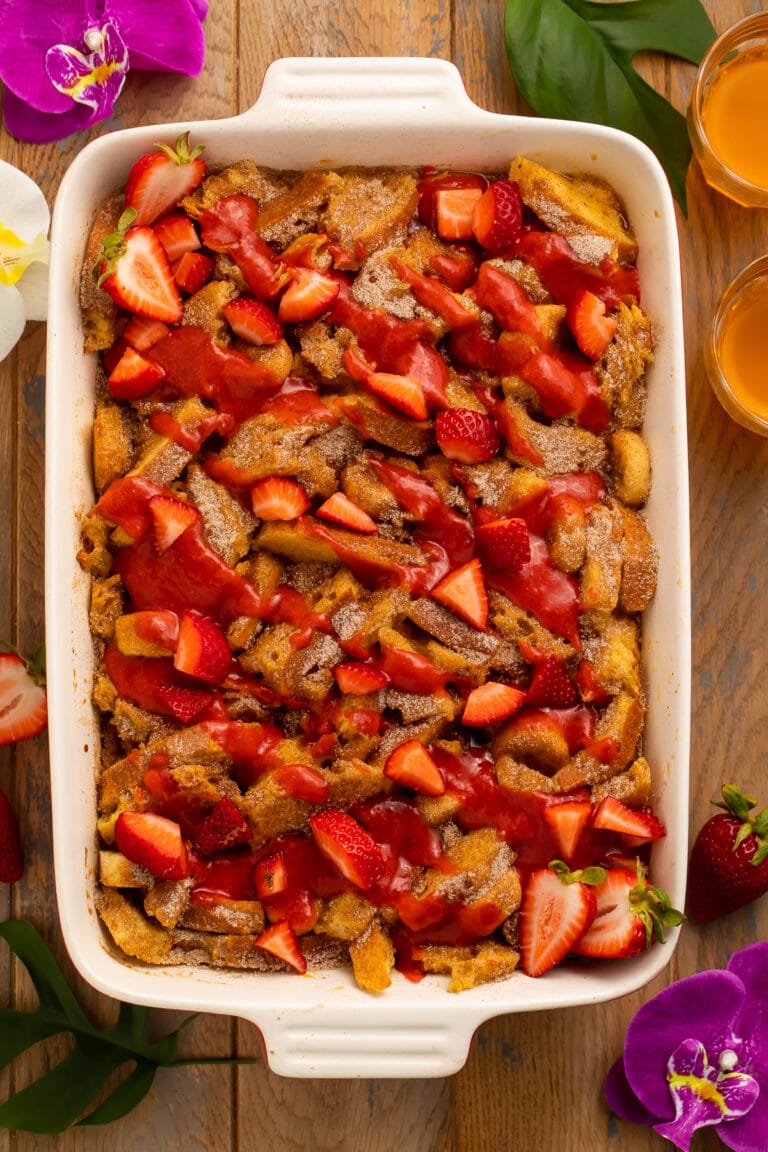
[0,920,254,1133]
[503,0,717,213]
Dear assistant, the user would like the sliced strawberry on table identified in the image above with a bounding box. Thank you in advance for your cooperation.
[278,267,340,322]
[567,289,618,360]
[435,186,485,240]
[519,860,605,976]
[316,492,377,534]
[152,212,201,262]
[254,851,288,900]
[255,919,307,974]
[363,371,428,420]
[0,787,23,883]
[192,797,251,856]
[274,763,329,804]
[173,251,214,294]
[222,297,283,345]
[384,739,445,796]
[333,661,388,695]
[572,861,683,959]
[592,796,666,845]
[431,557,488,630]
[250,476,309,521]
[107,346,165,400]
[125,133,206,226]
[148,494,200,552]
[687,785,768,922]
[115,811,189,880]
[0,645,47,746]
[475,517,531,572]
[97,210,183,323]
[121,315,169,351]
[543,799,592,860]
[462,681,525,726]
[309,807,385,889]
[472,179,523,254]
[435,407,499,463]
[173,610,231,685]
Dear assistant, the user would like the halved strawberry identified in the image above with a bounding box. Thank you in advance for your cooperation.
[521,644,578,709]
[333,662,388,695]
[566,289,618,360]
[107,346,165,400]
[255,919,307,974]
[475,518,531,572]
[572,862,682,960]
[435,408,499,463]
[156,683,215,724]
[115,811,188,880]
[462,681,525,726]
[192,797,251,856]
[250,476,309,521]
[316,492,377,534]
[121,315,169,351]
[173,251,214,294]
[592,796,667,845]
[519,860,605,976]
[222,297,283,345]
[363,371,428,420]
[0,646,47,747]
[98,212,183,323]
[435,186,484,240]
[173,610,231,685]
[278,268,340,323]
[274,763,329,805]
[125,133,206,226]
[543,799,592,860]
[309,807,385,889]
[431,557,488,630]
[152,212,201,262]
[472,178,523,253]
[0,787,23,883]
[147,494,200,552]
[254,851,288,899]
[384,740,445,796]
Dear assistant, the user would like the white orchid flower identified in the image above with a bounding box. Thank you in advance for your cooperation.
[0,159,50,362]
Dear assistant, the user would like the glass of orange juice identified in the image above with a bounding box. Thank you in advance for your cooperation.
[707,256,768,434]
[688,12,768,207]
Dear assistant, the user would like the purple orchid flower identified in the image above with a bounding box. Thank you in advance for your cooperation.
[0,0,208,143]
[605,941,768,1152]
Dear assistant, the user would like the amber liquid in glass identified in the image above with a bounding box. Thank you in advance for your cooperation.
[701,48,768,190]
[718,278,768,421]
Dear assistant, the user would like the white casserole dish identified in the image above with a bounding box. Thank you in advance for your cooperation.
[45,56,690,1079]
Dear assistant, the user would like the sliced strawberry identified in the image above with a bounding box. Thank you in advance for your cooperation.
[274,763,329,805]
[543,799,592,859]
[475,518,531,572]
[574,659,611,706]
[156,683,215,724]
[250,476,309,521]
[522,644,578,709]
[519,861,603,976]
[309,807,385,889]
[592,797,667,845]
[222,297,283,346]
[567,289,618,360]
[192,797,251,856]
[152,212,201,262]
[147,494,200,552]
[333,662,388,695]
[472,179,523,253]
[435,407,499,463]
[107,346,165,400]
[115,811,188,880]
[254,851,288,899]
[0,787,23,883]
[121,315,169,351]
[255,919,307,973]
[125,133,206,226]
[435,187,484,240]
[277,268,340,323]
[572,862,682,960]
[98,213,183,323]
[173,610,231,685]
[462,681,525,726]
[431,557,488,630]
[384,739,445,796]
[363,371,428,420]
[174,251,214,294]
[0,647,47,747]
[316,492,377,534]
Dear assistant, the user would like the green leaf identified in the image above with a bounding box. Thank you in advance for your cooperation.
[504,0,717,213]
[78,1060,157,1127]
[0,921,90,1028]
[0,1007,67,1068]
[0,1040,127,1134]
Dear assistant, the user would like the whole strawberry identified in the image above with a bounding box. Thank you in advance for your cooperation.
[688,785,768,922]
[0,786,24,883]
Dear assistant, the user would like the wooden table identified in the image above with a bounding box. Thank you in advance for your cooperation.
[2,1,767,1147]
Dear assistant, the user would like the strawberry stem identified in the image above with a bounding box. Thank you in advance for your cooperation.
[715,785,768,866]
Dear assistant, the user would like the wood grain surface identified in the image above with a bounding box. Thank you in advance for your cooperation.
[2,1,767,1149]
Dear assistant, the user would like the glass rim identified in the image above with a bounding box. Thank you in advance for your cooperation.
[707,255,768,435]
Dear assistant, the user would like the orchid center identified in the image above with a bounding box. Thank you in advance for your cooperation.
[652,1037,760,1150]
[0,223,49,287]
[45,18,128,118]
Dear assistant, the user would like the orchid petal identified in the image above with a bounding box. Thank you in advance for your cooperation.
[101,0,206,76]
[654,1039,760,1152]
[186,0,209,22]
[604,1057,658,1126]
[0,84,102,144]
[0,158,50,243]
[16,261,49,322]
[0,2,78,113]
[0,283,27,363]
